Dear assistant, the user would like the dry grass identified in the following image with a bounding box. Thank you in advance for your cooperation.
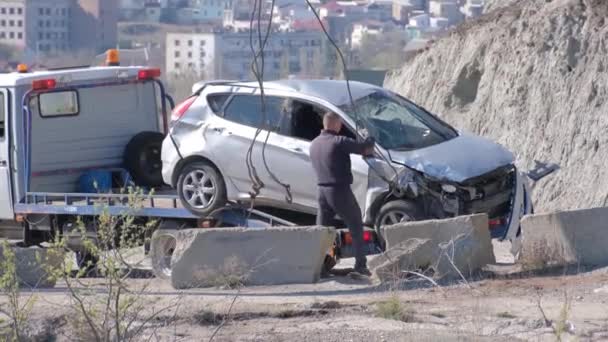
[497,311,517,319]
[536,291,574,341]
[375,295,415,323]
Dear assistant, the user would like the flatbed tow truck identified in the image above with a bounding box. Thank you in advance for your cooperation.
[0,52,381,277]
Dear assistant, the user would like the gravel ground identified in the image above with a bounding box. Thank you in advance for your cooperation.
[3,240,607,341]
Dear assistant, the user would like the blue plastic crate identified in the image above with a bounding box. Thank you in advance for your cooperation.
[78,170,112,193]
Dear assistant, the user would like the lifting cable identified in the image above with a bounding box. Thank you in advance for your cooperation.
[245,0,293,206]
[255,0,292,203]
[303,0,401,188]
[243,0,404,218]
[244,0,265,198]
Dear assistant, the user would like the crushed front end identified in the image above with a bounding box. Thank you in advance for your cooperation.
[390,163,532,241]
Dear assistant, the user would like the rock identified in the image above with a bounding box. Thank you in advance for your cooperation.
[520,208,608,268]
[168,226,336,289]
[385,0,608,213]
[594,285,608,294]
[372,214,495,281]
[0,243,64,288]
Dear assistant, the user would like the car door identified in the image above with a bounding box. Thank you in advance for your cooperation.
[0,88,14,219]
[263,97,369,214]
[256,99,319,211]
[203,91,290,203]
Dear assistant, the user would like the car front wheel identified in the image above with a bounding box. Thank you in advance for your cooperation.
[374,200,423,247]
[177,161,227,217]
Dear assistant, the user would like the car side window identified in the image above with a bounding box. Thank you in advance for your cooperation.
[207,94,230,113]
[282,100,356,141]
[222,95,287,131]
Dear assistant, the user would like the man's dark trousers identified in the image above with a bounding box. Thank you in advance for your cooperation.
[316,184,366,270]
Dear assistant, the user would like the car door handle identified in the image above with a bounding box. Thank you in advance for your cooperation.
[208,126,231,135]
[288,147,306,154]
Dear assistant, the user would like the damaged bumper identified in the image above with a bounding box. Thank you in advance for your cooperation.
[366,162,534,242]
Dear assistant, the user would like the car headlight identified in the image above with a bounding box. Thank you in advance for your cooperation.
[441,184,457,193]
[393,167,420,197]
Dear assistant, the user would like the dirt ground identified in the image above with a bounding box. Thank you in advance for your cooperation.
[2,241,608,342]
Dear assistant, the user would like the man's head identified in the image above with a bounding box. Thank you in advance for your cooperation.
[323,111,342,133]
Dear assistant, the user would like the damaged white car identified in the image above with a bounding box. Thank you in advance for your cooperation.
[161,80,555,254]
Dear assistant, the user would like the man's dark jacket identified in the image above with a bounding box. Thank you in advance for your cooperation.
[309,130,374,186]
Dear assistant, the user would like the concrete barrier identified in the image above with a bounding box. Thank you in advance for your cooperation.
[168,226,336,289]
[371,214,495,281]
[0,244,64,288]
[520,208,608,268]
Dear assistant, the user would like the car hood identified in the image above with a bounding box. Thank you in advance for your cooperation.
[388,132,515,183]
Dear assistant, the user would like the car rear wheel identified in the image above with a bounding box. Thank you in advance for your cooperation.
[374,200,423,248]
[177,161,227,217]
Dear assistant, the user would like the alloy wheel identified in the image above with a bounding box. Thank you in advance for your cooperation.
[182,169,217,209]
[380,210,413,226]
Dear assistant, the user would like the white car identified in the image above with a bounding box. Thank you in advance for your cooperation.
[161,79,540,251]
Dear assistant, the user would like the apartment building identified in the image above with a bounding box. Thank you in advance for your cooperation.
[176,0,224,25]
[72,0,119,52]
[166,30,325,80]
[0,1,26,48]
[25,0,72,54]
[0,0,117,56]
[166,32,218,77]
[429,0,463,26]
[0,0,71,53]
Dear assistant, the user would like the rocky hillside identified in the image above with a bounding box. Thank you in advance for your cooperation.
[385,0,608,212]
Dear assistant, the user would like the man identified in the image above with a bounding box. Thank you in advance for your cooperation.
[310,111,375,276]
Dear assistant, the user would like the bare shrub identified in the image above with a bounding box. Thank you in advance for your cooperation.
[43,187,181,342]
[0,241,37,341]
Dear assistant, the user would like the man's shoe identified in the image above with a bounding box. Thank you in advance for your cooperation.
[353,267,372,277]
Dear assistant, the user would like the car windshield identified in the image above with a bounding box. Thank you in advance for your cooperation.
[339,90,458,150]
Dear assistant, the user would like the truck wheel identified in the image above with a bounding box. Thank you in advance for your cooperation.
[150,228,179,279]
[177,161,227,217]
[124,131,165,187]
[374,200,423,247]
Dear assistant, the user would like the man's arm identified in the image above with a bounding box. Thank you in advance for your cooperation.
[337,136,376,156]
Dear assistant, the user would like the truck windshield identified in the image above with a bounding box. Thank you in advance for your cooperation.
[339,90,458,151]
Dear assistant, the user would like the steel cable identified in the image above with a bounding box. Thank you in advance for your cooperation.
[245,0,293,204]
[303,0,400,186]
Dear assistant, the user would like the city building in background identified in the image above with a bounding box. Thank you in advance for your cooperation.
[0,0,117,57]
[72,0,119,52]
[0,0,26,49]
[166,30,324,79]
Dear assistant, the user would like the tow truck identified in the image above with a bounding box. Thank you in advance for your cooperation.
[0,51,380,277]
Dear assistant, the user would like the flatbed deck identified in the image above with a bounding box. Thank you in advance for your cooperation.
[14,191,297,227]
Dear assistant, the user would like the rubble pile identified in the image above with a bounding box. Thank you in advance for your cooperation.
[386,0,608,212]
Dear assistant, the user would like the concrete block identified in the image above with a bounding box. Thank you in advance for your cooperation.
[370,238,435,282]
[0,244,64,288]
[169,226,336,289]
[373,214,495,280]
[520,208,608,268]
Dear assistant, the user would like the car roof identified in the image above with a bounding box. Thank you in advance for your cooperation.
[204,79,382,107]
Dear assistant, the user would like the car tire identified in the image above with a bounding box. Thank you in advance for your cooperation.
[124,131,165,187]
[177,161,227,217]
[374,200,424,248]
